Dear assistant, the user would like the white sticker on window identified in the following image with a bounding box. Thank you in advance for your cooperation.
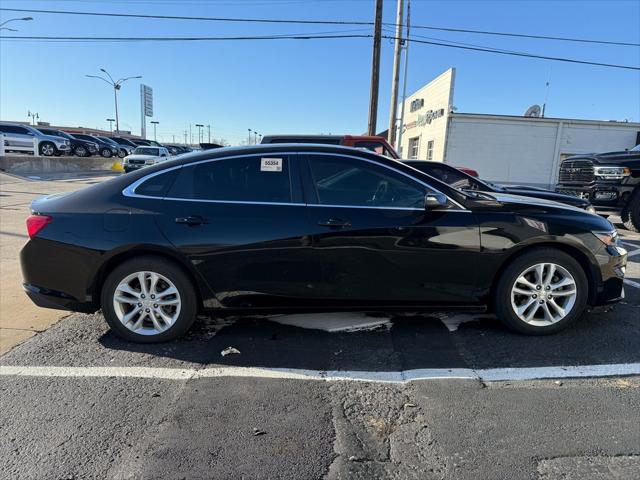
[260,157,283,172]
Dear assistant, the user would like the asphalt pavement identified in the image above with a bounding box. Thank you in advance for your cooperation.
[1,172,639,479]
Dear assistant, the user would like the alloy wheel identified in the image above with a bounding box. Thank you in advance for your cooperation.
[112,271,181,336]
[510,262,577,326]
[41,143,54,156]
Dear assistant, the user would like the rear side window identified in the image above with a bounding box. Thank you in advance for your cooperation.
[0,125,28,134]
[134,169,179,197]
[168,156,293,203]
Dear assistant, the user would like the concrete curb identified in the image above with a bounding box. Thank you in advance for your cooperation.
[0,154,117,175]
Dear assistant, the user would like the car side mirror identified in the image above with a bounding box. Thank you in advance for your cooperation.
[425,193,448,209]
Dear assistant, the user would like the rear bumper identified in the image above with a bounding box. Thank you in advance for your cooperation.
[23,283,96,313]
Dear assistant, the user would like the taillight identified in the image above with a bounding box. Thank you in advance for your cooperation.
[26,215,52,238]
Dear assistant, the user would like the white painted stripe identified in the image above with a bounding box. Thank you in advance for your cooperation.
[626,248,640,257]
[0,363,638,384]
[624,278,640,289]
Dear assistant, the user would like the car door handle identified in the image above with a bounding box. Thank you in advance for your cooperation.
[175,215,208,226]
[318,218,351,228]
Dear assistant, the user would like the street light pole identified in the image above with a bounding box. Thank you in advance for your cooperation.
[85,69,142,134]
[207,125,211,143]
[150,121,159,141]
[0,16,33,32]
[254,131,258,145]
[248,129,252,145]
[106,118,115,134]
[195,124,204,144]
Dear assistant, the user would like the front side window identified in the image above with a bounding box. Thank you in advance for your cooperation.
[408,137,420,159]
[426,140,434,161]
[307,155,425,209]
[168,155,292,203]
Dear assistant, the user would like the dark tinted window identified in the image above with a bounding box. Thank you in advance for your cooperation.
[134,169,179,197]
[353,141,394,158]
[308,155,425,208]
[168,156,292,203]
[407,163,482,191]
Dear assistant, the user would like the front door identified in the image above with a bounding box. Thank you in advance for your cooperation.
[301,153,481,306]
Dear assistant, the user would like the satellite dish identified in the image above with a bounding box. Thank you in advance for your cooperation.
[524,104,542,117]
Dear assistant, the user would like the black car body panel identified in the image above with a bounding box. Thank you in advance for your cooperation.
[21,145,626,317]
[556,148,640,213]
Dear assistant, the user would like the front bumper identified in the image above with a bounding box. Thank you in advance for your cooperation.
[593,244,627,305]
[556,183,634,210]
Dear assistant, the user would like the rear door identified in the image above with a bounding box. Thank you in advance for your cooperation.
[151,153,321,308]
[300,153,481,306]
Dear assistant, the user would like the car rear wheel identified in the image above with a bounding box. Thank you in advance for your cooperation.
[100,148,112,158]
[494,249,588,335]
[621,191,640,233]
[39,142,55,156]
[101,256,197,342]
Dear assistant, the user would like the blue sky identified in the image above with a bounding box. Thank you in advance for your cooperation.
[1,0,639,145]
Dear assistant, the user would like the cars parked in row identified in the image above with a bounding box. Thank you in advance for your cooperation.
[556,145,640,232]
[36,128,99,157]
[403,160,596,212]
[71,134,120,158]
[0,122,71,156]
[21,144,626,342]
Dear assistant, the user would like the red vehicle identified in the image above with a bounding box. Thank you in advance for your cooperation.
[260,134,479,177]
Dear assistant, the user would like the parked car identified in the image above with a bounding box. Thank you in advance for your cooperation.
[71,134,119,158]
[108,136,136,158]
[556,145,640,231]
[0,122,70,156]
[262,134,400,158]
[130,139,152,146]
[21,144,626,342]
[94,136,130,158]
[403,160,596,213]
[37,128,98,157]
[122,146,171,173]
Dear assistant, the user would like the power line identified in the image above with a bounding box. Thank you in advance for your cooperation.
[1,7,638,47]
[2,32,637,70]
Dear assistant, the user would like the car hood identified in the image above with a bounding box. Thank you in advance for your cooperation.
[476,191,589,214]
[500,186,590,208]
[125,154,159,161]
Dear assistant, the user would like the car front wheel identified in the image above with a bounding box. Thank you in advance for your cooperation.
[100,148,112,158]
[74,146,88,157]
[118,149,127,158]
[494,249,588,335]
[101,256,197,342]
[39,142,55,156]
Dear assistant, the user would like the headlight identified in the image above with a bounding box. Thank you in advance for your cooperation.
[593,166,630,180]
[592,229,618,246]
[586,205,596,214]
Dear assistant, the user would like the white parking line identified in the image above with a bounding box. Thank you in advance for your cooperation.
[624,279,640,289]
[1,363,638,384]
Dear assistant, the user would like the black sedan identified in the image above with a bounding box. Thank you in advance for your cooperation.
[403,160,596,213]
[72,134,119,158]
[36,128,99,157]
[21,145,626,342]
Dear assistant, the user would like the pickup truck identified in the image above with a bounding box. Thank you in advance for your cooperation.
[556,144,640,231]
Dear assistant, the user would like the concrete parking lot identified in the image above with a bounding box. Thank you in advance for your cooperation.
[1,172,639,479]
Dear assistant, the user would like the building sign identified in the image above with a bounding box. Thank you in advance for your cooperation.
[405,108,446,130]
[410,98,424,112]
[141,84,153,117]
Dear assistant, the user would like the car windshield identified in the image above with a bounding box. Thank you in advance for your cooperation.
[134,147,159,156]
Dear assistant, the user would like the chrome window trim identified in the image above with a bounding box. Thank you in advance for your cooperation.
[122,150,468,211]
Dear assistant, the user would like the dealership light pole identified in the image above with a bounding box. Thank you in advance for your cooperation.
[248,129,252,145]
[388,0,404,147]
[150,120,159,141]
[27,110,39,125]
[85,69,141,134]
[207,124,211,143]
[106,118,115,134]
[0,16,33,32]
[254,131,258,144]
[367,0,384,136]
[195,124,204,144]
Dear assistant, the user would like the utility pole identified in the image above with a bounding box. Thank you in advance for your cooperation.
[189,124,192,145]
[150,120,159,141]
[388,0,404,147]
[195,124,204,144]
[396,0,411,153]
[207,124,211,143]
[86,69,141,134]
[367,0,384,136]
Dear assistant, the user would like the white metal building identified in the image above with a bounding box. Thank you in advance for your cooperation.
[398,69,640,188]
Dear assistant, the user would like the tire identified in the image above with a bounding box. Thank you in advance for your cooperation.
[101,256,198,342]
[494,248,588,335]
[621,191,640,233]
[118,148,127,158]
[100,148,112,158]
[74,146,88,157]
[39,142,55,156]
